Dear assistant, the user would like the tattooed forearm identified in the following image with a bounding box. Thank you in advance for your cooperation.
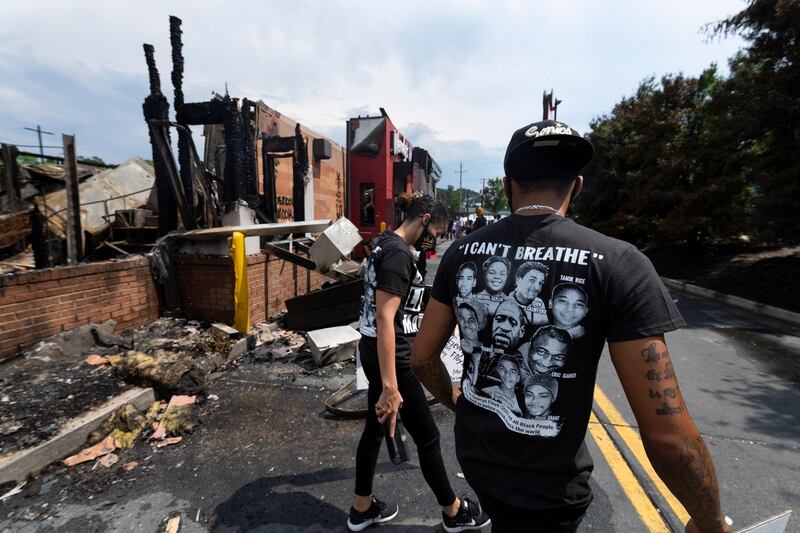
[412,358,456,410]
[641,343,686,416]
[650,434,726,532]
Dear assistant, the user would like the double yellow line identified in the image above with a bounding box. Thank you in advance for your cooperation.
[588,385,690,532]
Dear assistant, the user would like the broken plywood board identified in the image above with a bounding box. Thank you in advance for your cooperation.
[174,219,330,241]
[306,326,361,366]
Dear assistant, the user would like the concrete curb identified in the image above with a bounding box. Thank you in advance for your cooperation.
[662,277,800,327]
[0,387,156,484]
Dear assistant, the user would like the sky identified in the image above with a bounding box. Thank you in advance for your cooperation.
[0,0,747,192]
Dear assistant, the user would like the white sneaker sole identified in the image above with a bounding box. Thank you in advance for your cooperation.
[442,516,491,533]
[347,507,399,531]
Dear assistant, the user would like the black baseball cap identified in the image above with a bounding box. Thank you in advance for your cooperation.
[503,120,594,180]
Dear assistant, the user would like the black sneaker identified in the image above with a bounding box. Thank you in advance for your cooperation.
[442,497,491,532]
[347,497,399,531]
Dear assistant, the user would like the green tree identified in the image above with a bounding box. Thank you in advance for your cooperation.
[574,69,750,247]
[437,185,461,215]
[482,177,508,213]
[707,0,800,242]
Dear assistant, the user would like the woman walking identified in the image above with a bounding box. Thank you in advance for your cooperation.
[348,192,490,532]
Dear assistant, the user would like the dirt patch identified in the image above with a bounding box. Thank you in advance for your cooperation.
[646,243,800,313]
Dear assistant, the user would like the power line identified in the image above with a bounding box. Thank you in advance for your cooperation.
[22,125,55,163]
[0,142,62,149]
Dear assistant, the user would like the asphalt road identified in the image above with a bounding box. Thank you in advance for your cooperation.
[1,239,797,532]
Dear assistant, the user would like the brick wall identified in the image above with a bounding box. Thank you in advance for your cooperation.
[0,256,160,360]
[175,251,328,327]
[173,255,235,323]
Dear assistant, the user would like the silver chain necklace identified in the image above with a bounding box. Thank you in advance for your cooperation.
[514,204,563,216]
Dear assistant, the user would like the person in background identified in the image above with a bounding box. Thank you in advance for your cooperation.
[473,206,487,231]
[349,191,489,532]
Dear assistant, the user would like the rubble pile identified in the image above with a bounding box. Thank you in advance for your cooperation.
[62,395,198,470]
[0,317,236,457]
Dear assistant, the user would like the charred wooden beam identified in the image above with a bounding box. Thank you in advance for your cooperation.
[169,16,194,211]
[222,97,245,206]
[142,43,178,235]
[169,16,185,110]
[293,123,308,222]
[261,139,277,222]
[263,135,296,153]
[62,135,82,264]
[176,100,229,125]
[1,143,20,206]
[241,99,259,206]
[148,121,197,230]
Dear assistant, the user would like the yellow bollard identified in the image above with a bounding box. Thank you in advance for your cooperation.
[229,231,250,333]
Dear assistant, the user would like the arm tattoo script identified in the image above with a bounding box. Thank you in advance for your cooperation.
[641,343,686,416]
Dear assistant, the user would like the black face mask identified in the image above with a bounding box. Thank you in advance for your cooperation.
[414,222,436,252]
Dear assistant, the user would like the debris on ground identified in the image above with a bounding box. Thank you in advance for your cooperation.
[18,321,118,366]
[0,481,25,503]
[87,402,160,449]
[63,435,117,467]
[96,453,119,469]
[151,395,197,440]
[162,514,181,533]
[306,326,360,366]
[121,461,138,471]
[155,437,182,448]
[110,350,206,397]
[0,317,245,457]
[84,355,109,366]
[0,353,131,455]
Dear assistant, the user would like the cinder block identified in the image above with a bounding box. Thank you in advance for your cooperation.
[211,323,240,339]
[306,326,361,367]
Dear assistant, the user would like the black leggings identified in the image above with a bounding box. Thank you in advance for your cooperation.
[354,343,457,507]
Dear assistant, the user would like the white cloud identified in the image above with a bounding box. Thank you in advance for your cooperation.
[0,0,746,183]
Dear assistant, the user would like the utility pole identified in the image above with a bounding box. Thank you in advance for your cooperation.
[481,177,487,206]
[455,161,467,213]
[23,125,54,163]
[62,134,82,264]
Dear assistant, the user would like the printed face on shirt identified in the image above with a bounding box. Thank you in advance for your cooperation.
[457,307,481,341]
[525,384,554,417]
[491,300,524,349]
[484,262,509,293]
[513,269,546,304]
[497,358,521,390]
[457,266,477,297]
[550,287,588,329]
[530,335,569,374]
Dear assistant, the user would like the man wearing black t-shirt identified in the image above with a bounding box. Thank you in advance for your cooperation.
[411,120,730,532]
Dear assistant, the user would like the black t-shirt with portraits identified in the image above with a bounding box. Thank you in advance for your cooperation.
[359,231,425,363]
[432,214,685,511]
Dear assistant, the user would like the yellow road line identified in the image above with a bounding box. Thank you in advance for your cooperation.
[594,385,691,525]
[588,411,670,532]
